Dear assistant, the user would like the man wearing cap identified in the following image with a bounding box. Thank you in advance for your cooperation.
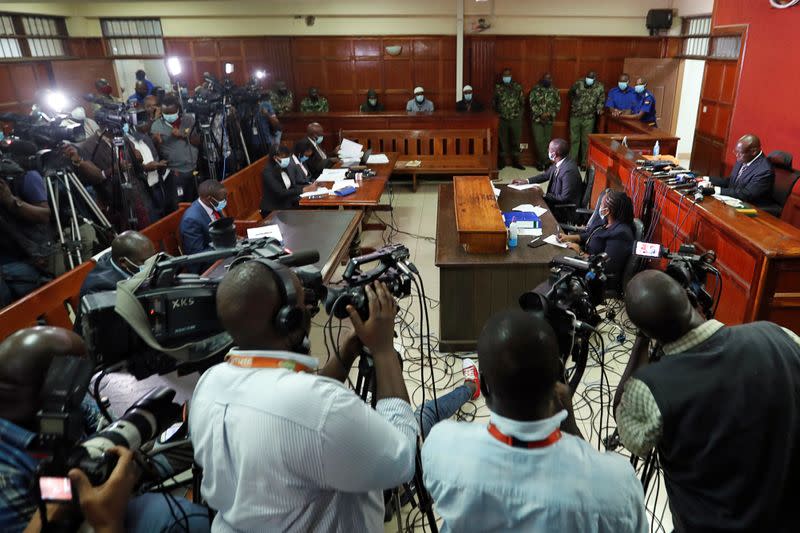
[456,85,484,112]
[406,87,434,113]
[300,87,329,113]
[360,89,385,112]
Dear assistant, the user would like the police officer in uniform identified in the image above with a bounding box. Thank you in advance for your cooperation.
[493,68,526,170]
[267,81,294,115]
[529,73,561,171]
[300,87,329,113]
[605,73,639,117]
[620,77,658,127]
[568,71,605,170]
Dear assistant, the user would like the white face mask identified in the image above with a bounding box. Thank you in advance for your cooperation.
[548,151,557,162]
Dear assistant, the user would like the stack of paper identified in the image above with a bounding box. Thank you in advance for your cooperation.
[511,204,548,217]
[367,153,390,164]
[508,183,539,191]
[247,224,283,242]
[332,179,359,191]
[338,138,364,166]
[300,187,331,198]
[543,234,568,248]
[319,168,349,181]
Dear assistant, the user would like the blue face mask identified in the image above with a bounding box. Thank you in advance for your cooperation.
[279,157,290,169]
[585,78,595,86]
[635,84,646,94]
[163,112,179,124]
[415,95,424,103]
[300,155,309,163]
[212,198,227,213]
[618,82,628,91]
[502,76,512,84]
[122,123,130,135]
[0,132,4,142]
[316,135,324,144]
[464,93,473,101]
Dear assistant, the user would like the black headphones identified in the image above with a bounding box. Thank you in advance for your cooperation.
[229,257,305,336]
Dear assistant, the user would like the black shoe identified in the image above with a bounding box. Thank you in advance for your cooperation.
[512,160,525,171]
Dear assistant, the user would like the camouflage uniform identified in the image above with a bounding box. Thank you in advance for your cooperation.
[529,84,561,167]
[267,90,294,115]
[300,96,329,113]
[568,79,605,167]
[493,81,525,161]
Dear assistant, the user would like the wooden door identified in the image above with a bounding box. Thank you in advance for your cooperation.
[623,58,680,133]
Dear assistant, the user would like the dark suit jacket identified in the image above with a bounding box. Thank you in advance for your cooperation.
[528,157,582,206]
[260,162,304,215]
[79,254,128,298]
[456,99,485,112]
[294,137,334,180]
[287,155,311,186]
[710,154,774,206]
[180,199,213,256]
[580,221,634,289]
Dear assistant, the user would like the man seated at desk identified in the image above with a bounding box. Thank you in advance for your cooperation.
[360,89,385,112]
[180,179,228,256]
[294,122,339,181]
[406,86,434,113]
[80,231,155,298]
[456,85,484,112]
[702,134,774,207]
[260,145,316,218]
[511,138,582,220]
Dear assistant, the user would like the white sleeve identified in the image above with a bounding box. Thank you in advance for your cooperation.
[320,392,417,492]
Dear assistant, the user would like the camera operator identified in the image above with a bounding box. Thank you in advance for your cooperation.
[0,155,56,306]
[189,263,416,531]
[67,125,159,232]
[135,95,160,136]
[422,309,648,532]
[90,79,118,113]
[150,95,200,211]
[0,326,210,533]
[615,270,800,532]
[249,98,282,159]
[80,231,155,298]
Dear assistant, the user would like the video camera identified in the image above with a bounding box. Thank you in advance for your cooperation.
[325,244,415,321]
[0,111,83,147]
[34,354,181,508]
[80,237,325,378]
[519,253,609,389]
[85,95,144,134]
[633,241,719,318]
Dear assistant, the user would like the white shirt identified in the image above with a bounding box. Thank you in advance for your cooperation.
[127,134,159,187]
[189,350,417,533]
[292,154,309,178]
[422,410,648,533]
[199,199,216,221]
[281,170,291,188]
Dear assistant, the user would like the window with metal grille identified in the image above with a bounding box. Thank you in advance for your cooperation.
[101,18,164,57]
[681,16,711,58]
[0,15,23,59]
[21,15,66,57]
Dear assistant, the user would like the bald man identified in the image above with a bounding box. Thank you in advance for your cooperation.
[80,231,156,298]
[423,309,647,532]
[127,80,149,108]
[190,265,416,531]
[294,122,339,180]
[706,134,775,206]
[616,270,800,533]
[0,327,209,533]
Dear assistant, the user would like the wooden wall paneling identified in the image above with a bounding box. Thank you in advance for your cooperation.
[0,63,51,114]
[261,38,293,93]
[50,59,117,112]
[465,36,495,110]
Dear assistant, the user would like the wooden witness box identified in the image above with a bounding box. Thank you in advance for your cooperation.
[453,176,507,254]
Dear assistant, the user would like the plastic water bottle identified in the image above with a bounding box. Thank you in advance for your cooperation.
[508,222,518,249]
[653,140,661,158]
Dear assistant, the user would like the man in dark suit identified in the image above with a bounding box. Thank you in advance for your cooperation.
[179,179,228,256]
[288,139,314,186]
[456,85,484,112]
[708,134,774,206]
[512,138,582,220]
[293,122,338,181]
[79,231,156,298]
[261,145,315,217]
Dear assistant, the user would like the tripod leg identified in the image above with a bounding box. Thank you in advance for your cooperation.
[67,171,114,230]
[61,172,83,264]
[46,175,75,270]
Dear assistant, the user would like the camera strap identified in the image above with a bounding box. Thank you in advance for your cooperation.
[487,423,562,449]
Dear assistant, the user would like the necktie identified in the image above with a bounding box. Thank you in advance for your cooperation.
[212,210,221,221]
[734,163,745,187]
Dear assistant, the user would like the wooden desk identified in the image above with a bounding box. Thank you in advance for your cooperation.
[205,210,361,284]
[601,113,679,156]
[395,155,492,176]
[436,184,566,351]
[588,135,800,331]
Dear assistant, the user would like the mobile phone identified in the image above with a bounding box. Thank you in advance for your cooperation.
[528,238,547,249]
[38,476,74,502]
[634,241,664,258]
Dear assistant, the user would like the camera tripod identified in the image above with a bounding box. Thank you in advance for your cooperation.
[353,349,439,533]
[44,168,114,269]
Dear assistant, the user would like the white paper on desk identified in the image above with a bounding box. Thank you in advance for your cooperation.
[712,194,745,208]
[492,186,501,197]
[367,153,390,164]
[247,224,283,242]
[532,206,548,217]
[332,179,359,191]
[319,168,349,181]
[518,227,543,237]
[508,183,539,191]
[300,187,331,198]
[339,138,363,158]
[544,234,569,248]
[512,203,536,212]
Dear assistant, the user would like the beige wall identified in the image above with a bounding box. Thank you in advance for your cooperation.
[3,0,685,38]
[671,0,714,17]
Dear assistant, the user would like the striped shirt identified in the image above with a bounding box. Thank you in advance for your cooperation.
[189,350,417,532]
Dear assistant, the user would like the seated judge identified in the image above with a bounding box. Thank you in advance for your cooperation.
[456,85,484,112]
[260,145,316,217]
[705,134,774,207]
[294,122,338,181]
[558,190,635,290]
[80,231,155,298]
[512,138,582,214]
[179,179,228,256]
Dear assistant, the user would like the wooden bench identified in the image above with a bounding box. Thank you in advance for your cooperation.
[0,260,96,340]
[141,203,190,256]
[223,156,266,221]
[341,128,496,191]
